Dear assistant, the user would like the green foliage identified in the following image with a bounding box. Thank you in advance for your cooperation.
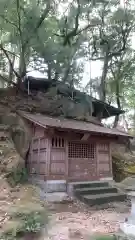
[93,235,116,240]
[112,153,128,182]
[1,210,48,240]
[16,211,47,233]
[7,166,28,187]
[0,0,134,126]
[125,165,135,174]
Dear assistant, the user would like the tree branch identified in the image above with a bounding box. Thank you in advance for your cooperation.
[16,0,23,43]
[88,27,131,62]
[77,23,98,35]
[24,1,51,48]
[0,73,17,87]
[3,49,18,58]
[0,14,18,29]
[0,44,20,79]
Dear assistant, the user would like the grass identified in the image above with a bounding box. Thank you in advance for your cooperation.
[93,234,116,240]
[0,185,49,240]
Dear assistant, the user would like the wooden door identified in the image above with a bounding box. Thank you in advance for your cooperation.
[50,136,66,180]
[68,141,97,181]
[28,137,47,179]
[97,142,112,178]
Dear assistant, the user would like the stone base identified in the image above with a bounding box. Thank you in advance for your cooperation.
[117,223,135,239]
[45,180,67,192]
[44,192,69,202]
[29,177,67,193]
[121,223,135,236]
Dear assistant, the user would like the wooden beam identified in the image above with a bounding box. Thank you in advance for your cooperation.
[46,138,51,179]
[109,142,113,177]
[64,139,69,182]
[81,133,90,141]
[46,127,55,136]
[96,143,99,178]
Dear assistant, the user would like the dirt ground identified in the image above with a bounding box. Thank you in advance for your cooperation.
[44,200,130,240]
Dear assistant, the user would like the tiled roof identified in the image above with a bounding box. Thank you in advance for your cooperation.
[20,111,132,138]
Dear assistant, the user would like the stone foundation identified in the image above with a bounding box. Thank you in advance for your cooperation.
[29,177,67,193]
[45,180,67,192]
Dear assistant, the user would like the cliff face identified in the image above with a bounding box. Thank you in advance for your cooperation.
[112,142,135,182]
[0,122,47,239]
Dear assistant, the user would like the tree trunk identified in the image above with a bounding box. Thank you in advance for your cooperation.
[47,62,52,82]
[63,63,71,83]
[113,115,119,128]
[98,49,109,120]
[100,50,109,102]
[133,108,135,135]
[113,74,121,128]
[17,46,26,88]
[8,55,15,87]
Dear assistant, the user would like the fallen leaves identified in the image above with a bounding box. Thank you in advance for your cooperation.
[45,200,130,240]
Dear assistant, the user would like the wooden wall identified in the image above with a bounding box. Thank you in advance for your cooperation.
[27,125,48,180]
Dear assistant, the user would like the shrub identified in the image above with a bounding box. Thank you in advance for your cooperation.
[17,211,47,233]
[112,153,128,182]
[124,164,135,174]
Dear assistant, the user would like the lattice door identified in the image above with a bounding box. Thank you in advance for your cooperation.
[68,141,97,180]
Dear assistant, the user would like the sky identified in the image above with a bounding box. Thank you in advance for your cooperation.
[27,61,102,86]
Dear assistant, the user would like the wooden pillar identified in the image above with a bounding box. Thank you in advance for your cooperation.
[96,142,99,179]
[38,138,40,161]
[37,138,40,175]
[46,137,51,179]
[31,138,33,160]
[65,139,69,181]
[30,138,33,174]
[109,142,113,177]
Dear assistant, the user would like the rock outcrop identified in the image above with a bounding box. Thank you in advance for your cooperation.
[0,125,48,239]
[112,143,135,182]
[0,85,97,124]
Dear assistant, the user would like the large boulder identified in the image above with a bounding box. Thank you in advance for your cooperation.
[0,86,95,122]
[0,111,32,158]
[112,143,135,182]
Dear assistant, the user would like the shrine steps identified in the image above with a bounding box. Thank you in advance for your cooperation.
[73,182,127,206]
